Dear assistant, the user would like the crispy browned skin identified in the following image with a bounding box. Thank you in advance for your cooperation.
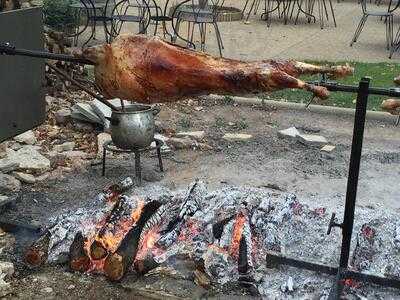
[381,99,400,115]
[78,35,353,103]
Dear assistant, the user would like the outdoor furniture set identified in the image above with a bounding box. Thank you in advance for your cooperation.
[63,0,225,56]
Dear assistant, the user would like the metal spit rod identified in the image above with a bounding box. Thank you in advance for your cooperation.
[0,42,94,65]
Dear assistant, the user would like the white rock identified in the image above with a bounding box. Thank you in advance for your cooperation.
[321,145,336,152]
[222,133,253,141]
[12,172,36,184]
[36,173,50,182]
[13,130,37,145]
[176,131,206,141]
[97,133,112,158]
[67,284,75,290]
[5,146,50,174]
[42,287,53,294]
[45,95,56,106]
[297,134,328,146]
[0,158,19,173]
[287,276,294,292]
[0,280,11,297]
[0,262,14,277]
[63,151,87,159]
[0,174,21,193]
[0,195,9,206]
[54,109,72,125]
[54,142,75,153]
[277,127,300,139]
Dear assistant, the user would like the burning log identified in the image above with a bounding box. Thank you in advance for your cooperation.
[74,35,353,103]
[90,195,140,260]
[104,201,162,281]
[135,253,159,275]
[24,231,51,267]
[69,232,90,272]
[97,177,133,203]
[238,236,250,275]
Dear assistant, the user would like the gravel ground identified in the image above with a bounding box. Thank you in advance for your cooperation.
[1,100,400,299]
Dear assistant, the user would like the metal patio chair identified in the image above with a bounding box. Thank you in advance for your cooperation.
[105,0,151,40]
[172,0,225,57]
[294,0,336,29]
[350,0,394,50]
[66,0,109,46]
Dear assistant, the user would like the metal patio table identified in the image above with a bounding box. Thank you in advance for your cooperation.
[68,0,109,46]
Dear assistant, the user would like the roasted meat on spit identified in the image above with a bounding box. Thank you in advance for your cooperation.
[381,99,400,115]
[74,35,353,103]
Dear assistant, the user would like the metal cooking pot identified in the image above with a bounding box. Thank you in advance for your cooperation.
[109,104,160,149]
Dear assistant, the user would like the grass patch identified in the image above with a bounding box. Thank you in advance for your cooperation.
[262,61,400,111]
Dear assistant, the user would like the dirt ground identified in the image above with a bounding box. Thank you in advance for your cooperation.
[2,100,400,299]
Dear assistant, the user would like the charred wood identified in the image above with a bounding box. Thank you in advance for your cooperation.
[69,232,90,272]
[90,195,135,260]
[104,201,162,281]
[135,253,159,275]
[24,231,51,267]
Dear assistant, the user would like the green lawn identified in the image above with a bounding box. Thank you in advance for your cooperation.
[262,61,400,111]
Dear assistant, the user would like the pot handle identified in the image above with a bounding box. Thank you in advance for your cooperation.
[152,107,161,116]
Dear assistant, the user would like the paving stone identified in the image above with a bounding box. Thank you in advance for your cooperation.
[277,127,300,139]
[297,134,328,146]
[176,131,206,141]
[222,133,253,141]
[321,145,336,152]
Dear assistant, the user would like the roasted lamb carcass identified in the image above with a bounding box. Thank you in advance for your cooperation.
[75,35,353,103]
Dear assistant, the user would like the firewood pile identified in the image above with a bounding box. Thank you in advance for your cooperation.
[43,28,93,98]
[23,178,400,297]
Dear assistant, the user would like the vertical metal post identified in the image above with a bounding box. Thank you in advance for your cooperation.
[135,151,141,185]
[329,77,370,300]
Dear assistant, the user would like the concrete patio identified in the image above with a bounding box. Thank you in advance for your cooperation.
[102,0,400,62]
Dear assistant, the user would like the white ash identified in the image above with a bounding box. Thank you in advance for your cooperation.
[38,179,400,298]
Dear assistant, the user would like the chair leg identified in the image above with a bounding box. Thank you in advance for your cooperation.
[328,0,337,27]
[350,15,367,46]
[214,22,224,49]
[213,23,223,57]
[389,17,399,58]
[386,15,393,51]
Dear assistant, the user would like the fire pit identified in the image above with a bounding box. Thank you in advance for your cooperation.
[22,178,400,297]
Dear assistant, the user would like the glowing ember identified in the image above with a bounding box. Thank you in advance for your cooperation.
[178,219,200,242]
[229,212,247,258]
[136,226,161,261]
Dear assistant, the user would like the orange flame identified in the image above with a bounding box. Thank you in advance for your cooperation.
[131,200,145,223]
[136,226,160,261]
[80,200,147,274]
[229,212,246,258]
[94,200,146,253]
